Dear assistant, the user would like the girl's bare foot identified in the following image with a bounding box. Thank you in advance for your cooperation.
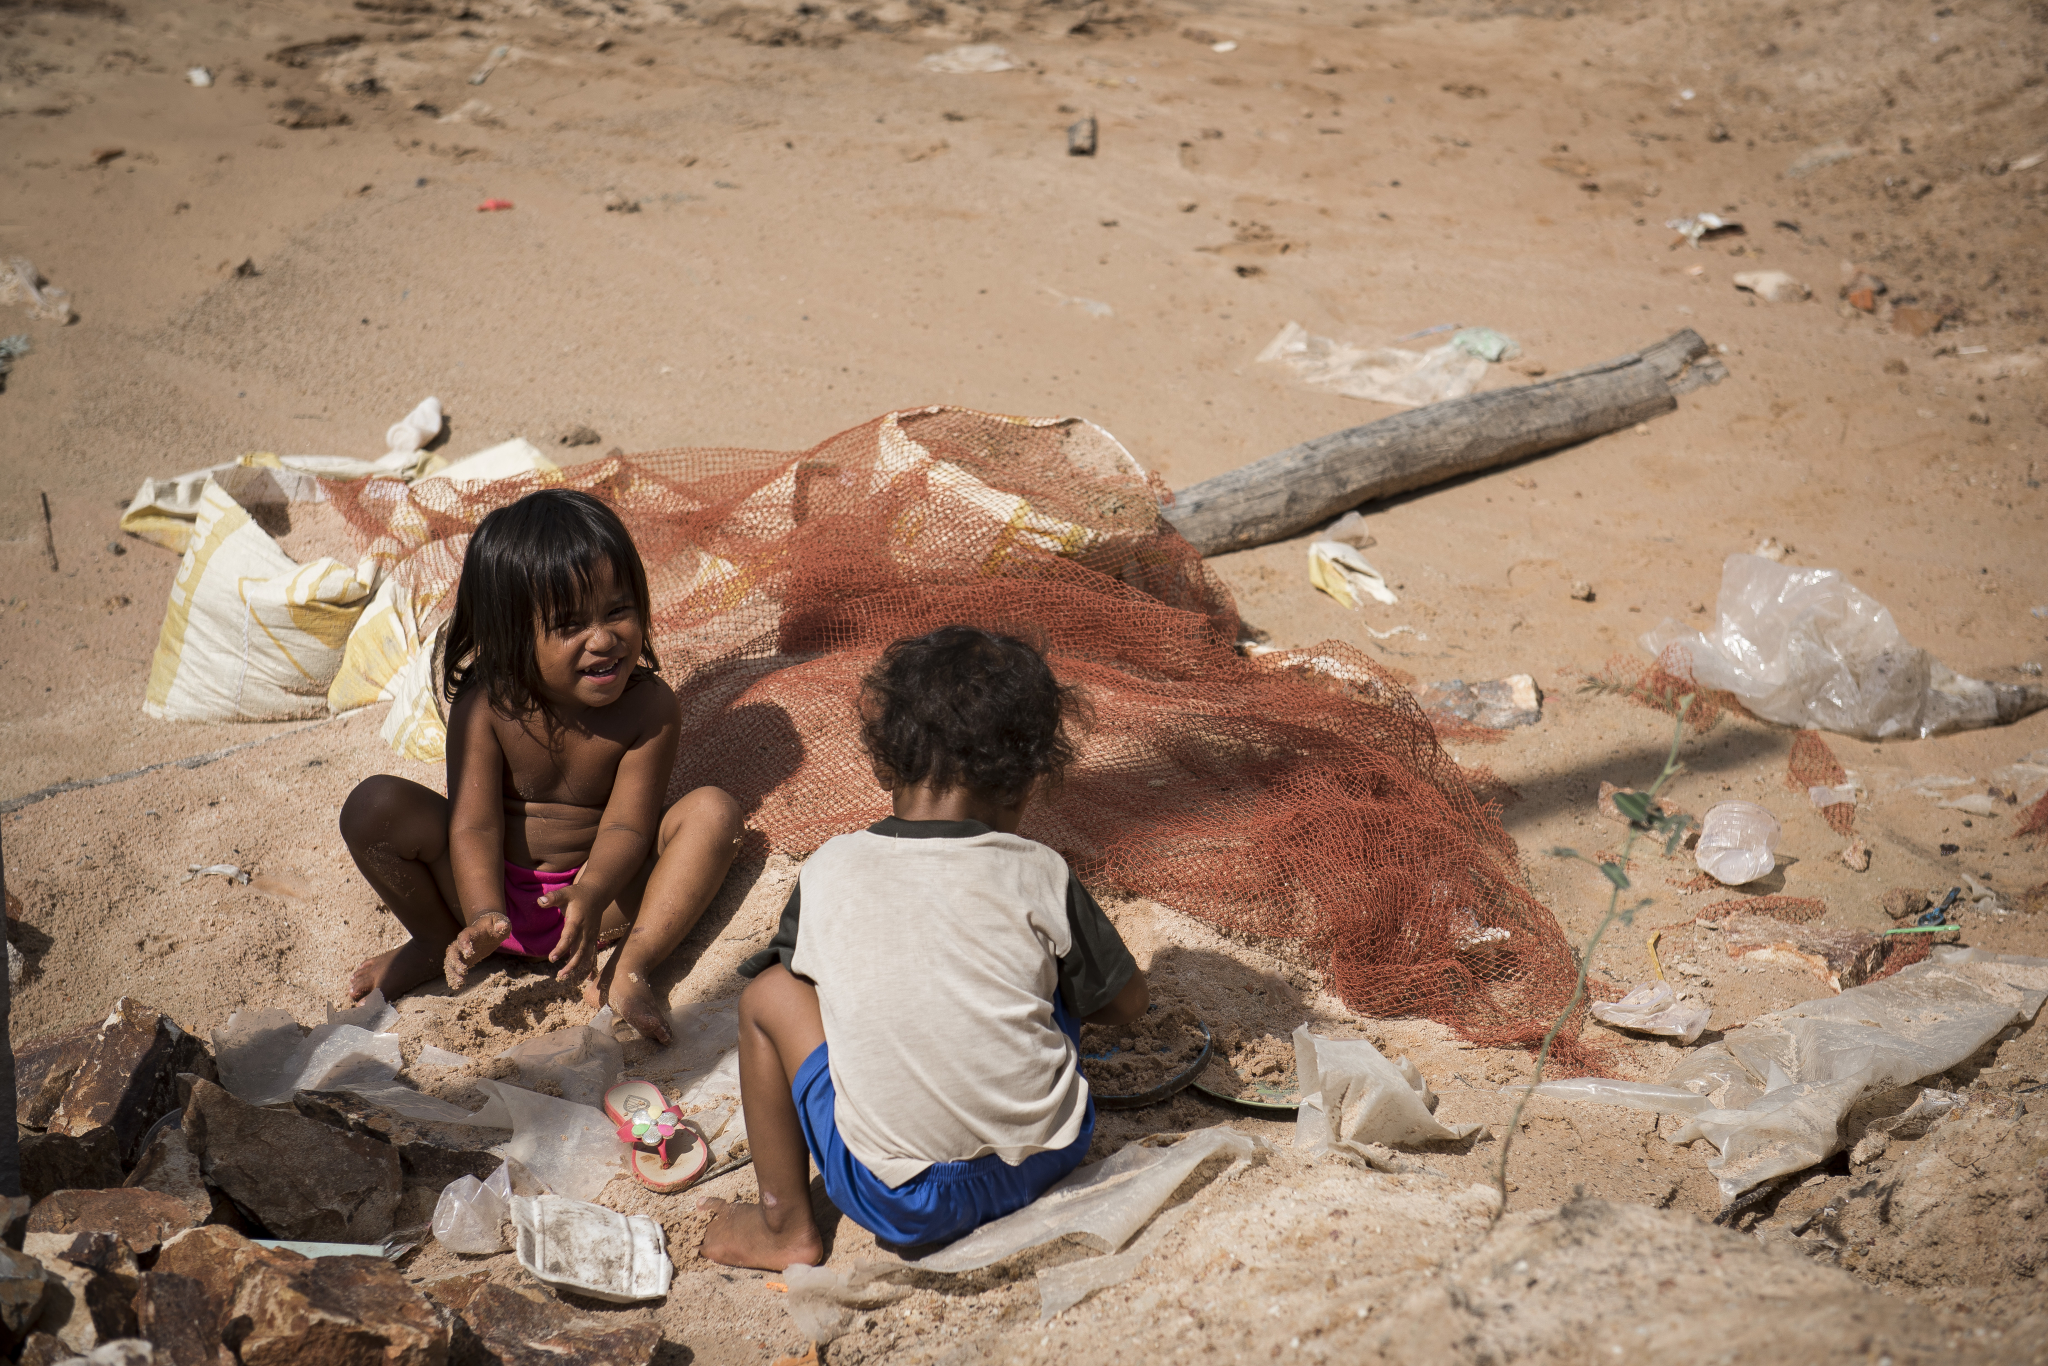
[349,937,447,1002]
[606,965,674,1046]
[444,914,511,991]
[697,1197,823,1272]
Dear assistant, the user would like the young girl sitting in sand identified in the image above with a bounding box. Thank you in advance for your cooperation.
[340,488,742,1046]
[699,625,1147,1269]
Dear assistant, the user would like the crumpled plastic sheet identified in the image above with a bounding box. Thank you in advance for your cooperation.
[463,1080,624,1202]
[432,1162,512,1254]
[1307,539,1399,610]
[1643,553,2046,739]
[783,1263,914,1344]
[1590,981,1711,1044]
[491,1009,623,1108]
[1292,1027,1481,1167]
[914,1126,1263,1273]
[1256,321,1490,407]
[213,991,403,1106]
[1034,1201,1196,1321]
[1534,948,2048,1203]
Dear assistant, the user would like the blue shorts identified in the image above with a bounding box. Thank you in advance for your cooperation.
[791,997,1096,1251]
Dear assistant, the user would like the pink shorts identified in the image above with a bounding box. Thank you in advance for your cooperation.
[499,861,579,958]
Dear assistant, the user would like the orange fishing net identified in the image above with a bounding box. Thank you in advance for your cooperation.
[1786,730,1856,837]
[2019,792,2048,839]
[324,408,1593,1060]
[1585,643,1745,734]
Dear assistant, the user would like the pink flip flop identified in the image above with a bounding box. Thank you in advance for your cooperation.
[603,1080,711,1194]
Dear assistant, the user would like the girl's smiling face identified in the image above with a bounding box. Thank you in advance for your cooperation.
[533,562,645,712]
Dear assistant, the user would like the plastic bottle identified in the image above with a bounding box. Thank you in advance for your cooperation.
[1695,801,1782,885]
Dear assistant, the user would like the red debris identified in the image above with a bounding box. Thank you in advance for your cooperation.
[477,198,514,212]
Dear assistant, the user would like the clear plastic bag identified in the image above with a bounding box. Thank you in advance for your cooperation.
[490,1009,623,1108]
[1644,553,2046,739]
[432,1163,512,1254]
[1694,800,1781,886]
[1292,1027,1480,1160]
[1256,321,1489,407]
[1588,981,1710,1044]
[213,991,403,1106]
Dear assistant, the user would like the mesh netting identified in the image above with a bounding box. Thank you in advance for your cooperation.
[323,409,1595,1060]
[1584,643,1746,734]
[2019,792,2048,839]
[1786,730,1855,837]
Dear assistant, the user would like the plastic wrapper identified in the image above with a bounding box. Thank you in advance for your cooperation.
[1534,948,2048,1203]
[1644,553,2047,739]
[491,1009,623,1108]
[431,1163,512,1254]
[1034,1202,1194,1320]
[510,1193,671,1303]
[1256,321,1489,407]
[213,991,402,1106]
[1694,800,1781,885]
[1589,981,1710,1044]
[1291,1027,1480,1162]
[911,1126,1262,1273]
[464,1080,624,1202]
[782,1263,913,1344]
[1307,539,1399,610]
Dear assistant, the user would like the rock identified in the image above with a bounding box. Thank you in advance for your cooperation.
[426,1272,662,1366]
[1891,305,1943,338]
[152,1226,449,1366]
[121,1125,220,1227]
[1732,270,1810,303]
[600,191,639,214]
[25,1189,199,1255]
[0,1245,48,1351]
[1569,580,1594,601]
[32,1255,138,1355]
[558,424,603,445]
[23,1230,136,1278]
[15,1024,101,1131]
[77,1343,157,1365]
[18,1333,73,1366]
[1840,839,1871,871]
[132,1272,230,1366]
[182,1079,400,1243]
[291,1090,501,1189]
[20,1128,123,1203]
[1418,676,1543,731]
[45,1000,217,1168]
[1067,115,1097,156]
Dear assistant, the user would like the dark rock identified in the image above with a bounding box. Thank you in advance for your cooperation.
[293,1091,501,1189]
[15,1023,99,1130]
[17,1332,73,1366]
[154,1226,448,1366]
[124,1125,237,1229]
[45,999,217,1168]
[182,1080,400,1243]
[426,1272,661,1366]
[0,1245,48,1352]
[20,1127,122,1203]
[32,1254,138,1354]
[25,1188,199,1254]
[133,1271,231,1366]
[23,1230,137,1278]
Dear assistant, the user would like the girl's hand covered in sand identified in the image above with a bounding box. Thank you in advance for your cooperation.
[443,911,511,992]
[539,882,607,984]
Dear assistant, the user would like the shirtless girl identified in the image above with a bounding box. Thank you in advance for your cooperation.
[339,489,740,1044]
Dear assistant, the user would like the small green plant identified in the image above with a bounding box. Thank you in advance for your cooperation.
[1490,695,1699,1219]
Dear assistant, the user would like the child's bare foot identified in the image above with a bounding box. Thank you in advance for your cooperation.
[606,964,674,1046]
[443,914,511,991]
[697,1197,823,1272]
[349,938,446,1002]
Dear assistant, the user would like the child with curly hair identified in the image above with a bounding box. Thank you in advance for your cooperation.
[699,625,1147,1268]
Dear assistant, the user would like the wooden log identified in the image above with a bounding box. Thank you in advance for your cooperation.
[1161,330,1721,556]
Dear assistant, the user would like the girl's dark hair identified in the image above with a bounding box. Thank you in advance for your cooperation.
[441,489,658,720]
[857,626,1081,804]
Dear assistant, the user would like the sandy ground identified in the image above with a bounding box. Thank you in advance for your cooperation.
[3,0,2047,1360]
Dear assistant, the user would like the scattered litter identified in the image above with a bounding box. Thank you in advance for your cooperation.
[1991,749,2048,805]
[458,1080,624,1201]
[182,863,250,885]
[1419,675,1543,729]
[1752,536,1791,562]
[1694,800,1781,886]
[1666,212,1744,247]
[1733,270,1810,303]
[1211,39,1238,52]
[1590,981,1709,1043]
[1068,116,1098,157]
[920,43,1020,74]
[1396,322,1459,341]
[469,44,509,86]
[1257,321,1489,407]
[1291,1027,1479,1166]
[1901,773,1975,798]
[1043,286,1112,318]
[0,334,31,389]
[1784,143,1861,179]
[1308,538,1397,609]
[1807,781,1861,809]
[1362,624,1425,641]
[510,1193,672,1302]
[477,198,514,212]
[2,258,73,323]
[912,1126,1261,1273]
[213,992,401,1107]
[1448,327,1520,362]
[1643,553,2048,738]
[1936,792,2001,816]
[1535,947,2048,1202]
[187,67,213,87]
[489,1010,623,1108]
[415,1043,471,1070]
[1321,510,1374,549]
[1848,1087,1958,1164]
[384,395,444,459]
[782,1263,913,1343]
[2013,151,2047,173]
[432,1163,512,1254]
